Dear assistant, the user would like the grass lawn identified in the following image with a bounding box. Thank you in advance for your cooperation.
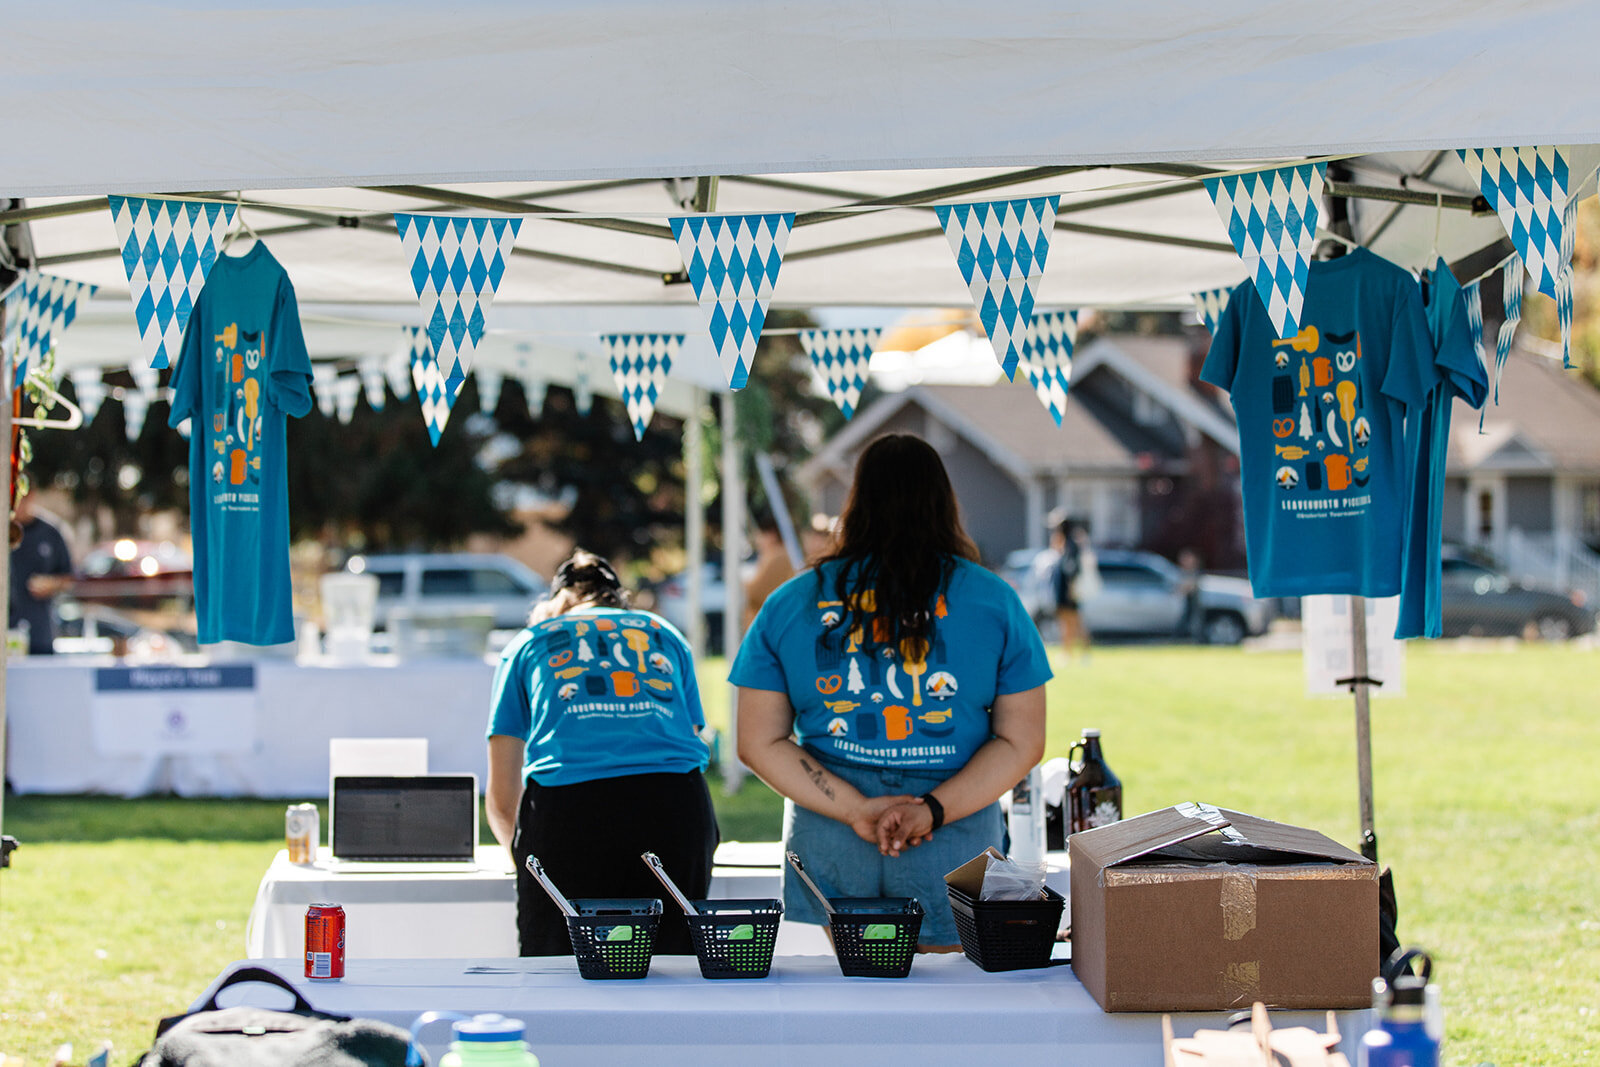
[3,642,1597,1064]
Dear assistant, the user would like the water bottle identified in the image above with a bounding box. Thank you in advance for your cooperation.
[1361,968,1439,1067]
[410,1013,539,1067]
[1007,764,1047,864]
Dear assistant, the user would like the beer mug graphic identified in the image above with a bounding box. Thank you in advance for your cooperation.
[610,671,640,697]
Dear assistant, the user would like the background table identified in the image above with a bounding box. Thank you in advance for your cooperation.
[199,954,1368,1066]
[247,843,1069,959]
[5,656,494,796]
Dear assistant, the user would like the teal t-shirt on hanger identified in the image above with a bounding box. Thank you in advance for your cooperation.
[1201,248,1435,598]
[168,243,314,645]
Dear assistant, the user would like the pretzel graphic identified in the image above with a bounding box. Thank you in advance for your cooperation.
[815,674,843,695]
[1272,418,1295,438]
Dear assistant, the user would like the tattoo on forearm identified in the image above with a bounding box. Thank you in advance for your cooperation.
[798,758,836,801]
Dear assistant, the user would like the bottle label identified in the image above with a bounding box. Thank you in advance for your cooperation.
[1086,789,1121,828]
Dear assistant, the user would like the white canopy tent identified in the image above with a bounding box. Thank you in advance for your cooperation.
[5,1,1600,817]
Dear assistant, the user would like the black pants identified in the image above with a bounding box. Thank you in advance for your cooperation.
[511,770,719,956]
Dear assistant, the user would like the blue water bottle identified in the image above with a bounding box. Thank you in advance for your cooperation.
[1362,949,1439,1067]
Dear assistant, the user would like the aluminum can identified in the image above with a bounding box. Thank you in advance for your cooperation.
[285,803,319,865]
[305,903,346,980]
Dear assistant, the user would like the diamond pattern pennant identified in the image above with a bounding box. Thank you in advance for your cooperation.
[334,374,362,425]
[935,197,1059,380]
[1557,195,1577,368]
[402,325,454,445]
[669,213,792,390]
[1493,255,1523,408]
[1458,147,1571,301]
[121,389,149,442]
[359,357,387,412]
[312,363,338,419]
[601,333,681,440]
[3,271,99,387]
[522,375,549,416]
[1016,310,1079,427]
[70,370,108,423]
[573,349,593,416]
[107,196,236,370]
[476,367,504,417]
[1202,163,1325,338]
[1191,287,1233,335]
[799,328,880,420]
[395,213,521,427]
[1462,278,1485,368]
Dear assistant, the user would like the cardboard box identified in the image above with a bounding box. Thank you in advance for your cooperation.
[1069,803,1377,1012]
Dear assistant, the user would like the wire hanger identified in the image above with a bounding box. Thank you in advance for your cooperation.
[1428,193,1443,267]
[14,378,84,430]
[220,193,260,253]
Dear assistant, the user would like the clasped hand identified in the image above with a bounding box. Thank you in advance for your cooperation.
[849,795,935,857]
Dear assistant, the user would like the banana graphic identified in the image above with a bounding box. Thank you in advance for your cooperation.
[1325,408,1344,448]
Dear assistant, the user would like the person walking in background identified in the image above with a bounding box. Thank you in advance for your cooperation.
[745,513,796,618]
[1051,516,1095,660]
[9,488,74,655]
[731,433,1050,950]
[1176,548,1204,643]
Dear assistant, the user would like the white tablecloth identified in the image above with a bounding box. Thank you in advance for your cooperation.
[198,954,1367,1066]
[4,657,494,796]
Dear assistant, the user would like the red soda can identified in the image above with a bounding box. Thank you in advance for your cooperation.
[304,903,345,980]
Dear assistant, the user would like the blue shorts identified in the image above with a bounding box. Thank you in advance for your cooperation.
[782,750,1003,947]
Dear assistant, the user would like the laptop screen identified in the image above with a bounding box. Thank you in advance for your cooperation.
[331,775,477,860]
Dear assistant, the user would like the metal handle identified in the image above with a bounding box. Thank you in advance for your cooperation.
[785,850,836,916]
[524,856,579,918]
[641,851,698,916]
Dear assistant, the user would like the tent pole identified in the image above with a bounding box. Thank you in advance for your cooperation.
[0,321,11,856]
[719,391,746,792]
[1349,595,1378,862]
[684,386,706,662]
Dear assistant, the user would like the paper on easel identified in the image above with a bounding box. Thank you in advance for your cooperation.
[1302,595,1405,698]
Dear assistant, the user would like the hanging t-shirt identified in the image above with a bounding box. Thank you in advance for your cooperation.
[1395,261,1489,639]
[1201,248,1435,597]
[168,243,314,645]
[487,607,708,787]
[729,558,1052,772]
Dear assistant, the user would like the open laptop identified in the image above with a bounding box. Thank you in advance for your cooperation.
[327,775,480,872]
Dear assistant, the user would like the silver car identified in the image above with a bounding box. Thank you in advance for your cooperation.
[347,553,549,631]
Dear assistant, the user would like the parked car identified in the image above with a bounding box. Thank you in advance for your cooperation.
[1439,554,1595,640]
[52,599,198,656]
[1004,547,1273,645]
[73,539,193,606]
[346,553,549,631]
[651,562,729,653]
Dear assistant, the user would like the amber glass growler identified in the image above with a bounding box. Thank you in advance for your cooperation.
[1066,728,1122,835]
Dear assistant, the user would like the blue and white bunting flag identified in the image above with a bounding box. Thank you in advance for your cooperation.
[121,389,149,442]
[312,363,338,419]
[107,196,235,370]
[1203,163,1325,338]
[522,375,549,416]
[799,328,879,420]
[70,370,108,423]
[1191,287,1233,336]
[395,213,521,427]
[130,361,160,401]
[573,350,593,416]
[935,197,1059,380]
[334,374,362,425]
[1494,255,1523,408]
[2,271,99,388]
[476,367,504,417]
[359,357,387,412]
[403,325,453,446]
[602,333,681,440]
[1016,310,1079,427]
[669,213,792,390]
[1461,278,1485,369]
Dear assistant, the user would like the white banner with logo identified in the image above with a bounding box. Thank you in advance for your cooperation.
[91,665,259,756]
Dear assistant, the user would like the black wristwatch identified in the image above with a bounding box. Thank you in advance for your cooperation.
[920,792,946,831]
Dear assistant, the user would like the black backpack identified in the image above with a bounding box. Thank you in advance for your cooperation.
[139,966,417,1067]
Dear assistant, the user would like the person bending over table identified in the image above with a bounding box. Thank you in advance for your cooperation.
[486,550,719,956]
[731,433,1051,950]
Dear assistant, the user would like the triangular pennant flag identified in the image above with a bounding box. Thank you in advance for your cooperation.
[4,271,99,388]
[1015,310,1079,427]
[386,332,414,400]
[1461,278,1485,370]
[522,375,548,416]
[935,197,1059,379]
[395,213,521,431]
[573,350,593,416]
[1191,287,1233,335]
[70,370,108,423]
[476,367,504,417]
[1493,255,1523,408]
[1458,147,1571,301]
[359,357,387,412]
[334,374,362,425]
[121,389,149,442]
[601,334,681,440]
[1556,194,1577,369]
[669,213,792,389]
[1203,163,1325,338]
[107,196,235,370]
[312,363,338,419]
[799,328,880,420]
[130,361,160,401]
[403,327,452,446]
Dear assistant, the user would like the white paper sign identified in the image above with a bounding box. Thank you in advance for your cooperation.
[1302,596,1405,698]
[92,665,258,756]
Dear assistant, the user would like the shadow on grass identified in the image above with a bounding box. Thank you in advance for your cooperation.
[2,773,787,845]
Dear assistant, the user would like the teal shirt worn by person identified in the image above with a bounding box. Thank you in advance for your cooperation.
[729,558,1053,772]
[168,243,314,645]
[1201,248,1435,598]
[488,608,709,786]
[1395,262,1489,639]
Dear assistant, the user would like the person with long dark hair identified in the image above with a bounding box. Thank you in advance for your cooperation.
[486,549,719,956]
[731,434,1051,949]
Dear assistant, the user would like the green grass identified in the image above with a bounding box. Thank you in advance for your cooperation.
[3,644,1598,1064]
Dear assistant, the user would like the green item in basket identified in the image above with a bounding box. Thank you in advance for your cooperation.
[727,924,755,941]
[602,924,634,942]
[862,923,896,940]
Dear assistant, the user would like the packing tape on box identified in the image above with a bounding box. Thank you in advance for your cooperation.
[1220,870,1257,941]
[1222,960,1261,1004]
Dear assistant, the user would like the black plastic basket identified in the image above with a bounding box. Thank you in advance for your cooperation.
[827,897,924,978]
[565,898,663,980]
[947,884,1065,972]
[684,898,783,979]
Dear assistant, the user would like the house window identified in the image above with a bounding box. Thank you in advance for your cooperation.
[1581,482,1600,540]
[1133,391,1163,427]
[1477,490,1494,541]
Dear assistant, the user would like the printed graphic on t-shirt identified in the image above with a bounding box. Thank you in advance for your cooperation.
[1267,325,1376,520]
[536,613,676,719]
[808,591,960,766]
[208,321,267,513]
